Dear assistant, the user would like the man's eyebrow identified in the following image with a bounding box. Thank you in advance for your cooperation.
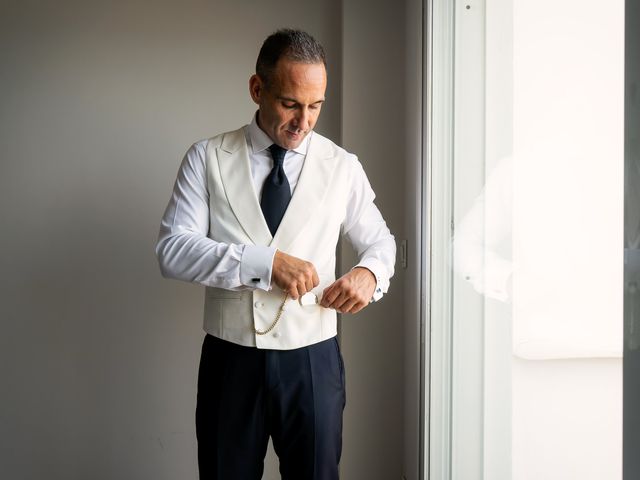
[277,96,325,105]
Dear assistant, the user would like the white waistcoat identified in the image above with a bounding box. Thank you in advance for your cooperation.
[203,127,352,350]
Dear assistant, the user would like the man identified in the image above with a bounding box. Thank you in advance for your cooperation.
[156,29,395,480]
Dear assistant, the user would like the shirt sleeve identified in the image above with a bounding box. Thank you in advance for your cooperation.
[155,141,275,291]
[342,155,396,300]
[452,157,514,302]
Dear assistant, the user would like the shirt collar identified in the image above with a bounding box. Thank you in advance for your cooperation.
[247,111,312,156]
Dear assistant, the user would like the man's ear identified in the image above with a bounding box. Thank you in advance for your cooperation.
[249,74,263,104]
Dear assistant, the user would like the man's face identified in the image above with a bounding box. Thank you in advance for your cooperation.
[249,59,327,150]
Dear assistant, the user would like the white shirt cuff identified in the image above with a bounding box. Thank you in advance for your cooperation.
[464,258,514,302]
[240,245,276,291]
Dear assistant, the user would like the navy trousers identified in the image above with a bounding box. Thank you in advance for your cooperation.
[196,334,346,480]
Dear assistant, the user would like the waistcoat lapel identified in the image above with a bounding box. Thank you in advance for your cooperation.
[216,129,273,246]
[271,132,338,252]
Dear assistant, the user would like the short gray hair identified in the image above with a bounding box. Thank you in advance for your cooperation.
[256,29,326,88]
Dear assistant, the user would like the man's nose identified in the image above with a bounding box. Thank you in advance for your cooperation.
[294,108,310,131]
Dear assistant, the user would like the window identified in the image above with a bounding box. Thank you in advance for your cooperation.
[424,1,625,478]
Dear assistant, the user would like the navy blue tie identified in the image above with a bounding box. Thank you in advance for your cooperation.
[261,144,291,235]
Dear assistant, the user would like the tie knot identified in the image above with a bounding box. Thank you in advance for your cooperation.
[269,144,287,165]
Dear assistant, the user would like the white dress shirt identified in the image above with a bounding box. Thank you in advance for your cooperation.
[156,114,395,299]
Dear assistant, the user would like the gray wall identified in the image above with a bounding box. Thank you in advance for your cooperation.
[0,0,413,479]
[625,0,640,478]
[339,0,409,478]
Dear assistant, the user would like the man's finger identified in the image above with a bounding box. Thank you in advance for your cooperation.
[338,297,359,314]
[288,281,302,300]
[327,290,347,310]
[321,283,340,307]
[326,290,350,311]
[305,275,315,293]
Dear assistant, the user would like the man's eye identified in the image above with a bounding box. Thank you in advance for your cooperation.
[282,102,296,109]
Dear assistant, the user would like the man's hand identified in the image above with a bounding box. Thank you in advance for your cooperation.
[320,267,376,314]
[271,250,319,300]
